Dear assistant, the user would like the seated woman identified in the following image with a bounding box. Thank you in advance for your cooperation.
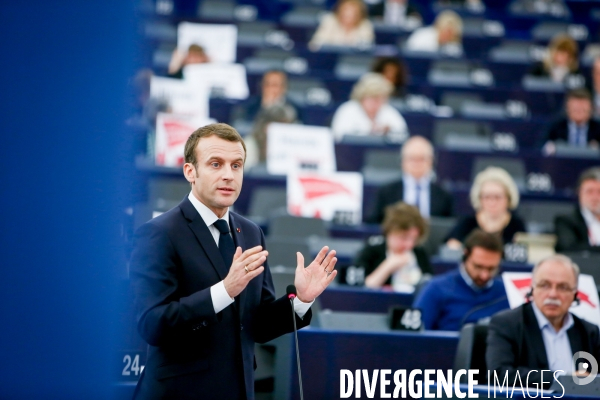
[405,10,462,53]
[331,73,409,141]
[371,56,409,98]
[446,167,526,250]
[309,0,374,50]
[357,202,432,292]
[530,34,581,84]
[168,44,210,79]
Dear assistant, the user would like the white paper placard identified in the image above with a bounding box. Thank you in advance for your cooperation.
[287,171,363,224]
[184,63,249,100]
[502,272,600,326]
[150,76,209,117]
[266,123,336,175]
[155,113,215,167]
[177,22,237,64]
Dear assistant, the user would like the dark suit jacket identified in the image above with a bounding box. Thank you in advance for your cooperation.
[555,207,600,253]
[367,179,454,224]
[130,198,311,400]
[486,303,600,389]
[544,118,600,146]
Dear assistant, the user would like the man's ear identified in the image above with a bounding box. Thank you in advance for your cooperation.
[183,163,196,183]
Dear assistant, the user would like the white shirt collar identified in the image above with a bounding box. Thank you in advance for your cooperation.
[187,192,229,227]
[531,301,574,334]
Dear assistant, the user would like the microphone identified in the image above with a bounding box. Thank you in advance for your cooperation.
[286,285,304,400]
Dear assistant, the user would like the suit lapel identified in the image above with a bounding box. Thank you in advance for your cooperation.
[568,316,585,355]
[524,303,550,369]
[180,198,229,281]
[230,212,247,315]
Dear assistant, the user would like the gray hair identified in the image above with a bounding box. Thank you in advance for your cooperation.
[578,167,600,192]
[532,254,580,288]
[470,167,520,210]
[350,73,393,101]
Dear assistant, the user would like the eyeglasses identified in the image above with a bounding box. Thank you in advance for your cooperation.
[479,194,506,201]
[535,282,576,294]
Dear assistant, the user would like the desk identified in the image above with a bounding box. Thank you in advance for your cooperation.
[318,286,413,313]
[275,328,459,400]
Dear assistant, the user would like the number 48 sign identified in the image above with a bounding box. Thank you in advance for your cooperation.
[389,307,423,331]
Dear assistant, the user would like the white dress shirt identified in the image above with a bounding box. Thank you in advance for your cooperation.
[581,206,600,246]
[331,100,408,142]
[187,192,312,317]
[402,174,431,217]
[531,302,575,374]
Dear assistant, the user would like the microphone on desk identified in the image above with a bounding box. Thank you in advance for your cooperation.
[286,285,304,400]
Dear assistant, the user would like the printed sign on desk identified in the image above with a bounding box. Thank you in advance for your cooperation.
[184,63,249,100]
[155,113,215,167]
[503,272,600,326]
[150,76,209,117]
[266,123,336,175]
[287,172,363,224]
[177,22,237,64]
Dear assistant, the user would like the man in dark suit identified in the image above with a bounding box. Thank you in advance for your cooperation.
[130,123,338,399]
[367,135,454,223]
[543,89,600,155]
[555,167,600,252]
[487,255,600,389]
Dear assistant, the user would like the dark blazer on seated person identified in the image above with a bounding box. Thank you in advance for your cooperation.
[486,302,600,389]
[444,213,526,246]
[353,238,432,285]
[544,118,600,146]
[130,197,311,400]
[367,179,454,224]
[555,207,600,253]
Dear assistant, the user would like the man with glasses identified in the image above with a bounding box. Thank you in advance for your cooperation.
[487,254,600,389]
[367,135,454,223]
[413,229,508,330]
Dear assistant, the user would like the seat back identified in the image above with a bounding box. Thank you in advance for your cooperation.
[454,323,489,384]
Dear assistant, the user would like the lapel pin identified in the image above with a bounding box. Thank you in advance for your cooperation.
[237,228,241,233]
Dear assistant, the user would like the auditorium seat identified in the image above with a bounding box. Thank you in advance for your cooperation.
[471,156,527,190]
[423,217,458,257]
[197,0,236,21]
[247,186,288,225]
[453,323,489,384]
[268,214,329,239]
[518,200,573,233]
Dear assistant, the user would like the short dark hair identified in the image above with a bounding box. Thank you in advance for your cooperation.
[567,88,592,102]
[577,167,600,192]
[184,123,246,168]
[382,202,428,243]
[463,229,504,261]
[371,57,408,89]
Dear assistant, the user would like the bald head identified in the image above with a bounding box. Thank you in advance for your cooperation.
[401,136,434,179]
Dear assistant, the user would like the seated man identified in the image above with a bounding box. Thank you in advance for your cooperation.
[367,135,454,223]
[543,89,600,155]
[413,230,508,331]
[555,167,600,252]
[230,70,301,126]
[486,255,600,389]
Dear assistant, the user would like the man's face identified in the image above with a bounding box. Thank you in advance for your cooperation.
[386,227,420,254]
[183,136,245,218]
[579,179,600,215]
[262,72,286,105]
[532,260,577,323]
[566,97,592,125]
[401,140,433,180]
[464,247,502,288]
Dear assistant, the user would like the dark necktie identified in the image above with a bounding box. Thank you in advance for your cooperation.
[213,219,235,269]
[414,184,421,211]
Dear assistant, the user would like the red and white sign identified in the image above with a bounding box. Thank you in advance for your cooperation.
[287,172,363,224]
[503,272,600,326]
[155,113,215,167]
[177,22,237,64]
[267,123,336,175]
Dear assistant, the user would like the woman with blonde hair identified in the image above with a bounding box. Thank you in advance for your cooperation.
[530,34,581,83]
[445,167,526,249]
[309,0,374,49]
[331,72,409,141]
[405,10,463,52]
[357,202,432,292]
